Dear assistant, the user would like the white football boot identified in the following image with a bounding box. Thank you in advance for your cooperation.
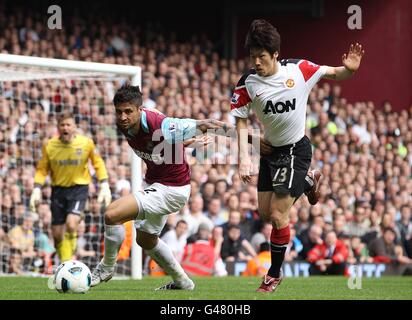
[155,277,195,291]
[91,262,115,287]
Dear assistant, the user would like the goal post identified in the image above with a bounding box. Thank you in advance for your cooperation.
[0,53,142,279]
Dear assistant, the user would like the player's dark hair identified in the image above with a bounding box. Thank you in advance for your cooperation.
[113,83,143,107]
[245,19,281,56]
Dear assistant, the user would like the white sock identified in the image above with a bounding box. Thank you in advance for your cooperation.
[102,224,125,267]
[147,238,189,283]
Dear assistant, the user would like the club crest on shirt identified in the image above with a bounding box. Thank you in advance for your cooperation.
[285,79,295,88]
[231,93,240,104]
[76,148,82,156]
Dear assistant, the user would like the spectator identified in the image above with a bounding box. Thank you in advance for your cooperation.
[142,86,156,109]
[298,224,323,260]
[333,214,350,239]
[224,194,240,215]
[215,179,229,202]
[181,222,215,276]
[220,210,241,235]
[395,205,412,258]
[8,249,24,275]
[295,207,310,235]
[347,235,373,264]
[161,220,189,262]
[204,196,225,226]
[0,228,8,251]
[307,231,349,275]
[209,226,227,276]
[250,221,272,253]
[114,165,131,195]
[238,202,256,241]
[285,227,303,262]
[346,206,370,238]
[220,225,256,263]
[242,242,271,276]
[368,227,412,266]
[34,220,55,274]
[186,194,214,236]
[8,214,36,268]
[201,181,215,210]
[76,220,97,259]
[361,210,382,245]
[0,228,9,272]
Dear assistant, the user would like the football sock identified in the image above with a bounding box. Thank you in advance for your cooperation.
[102,224,125,267]
[65,232,77,258]
[147,238,189,283]
[57,238,72,262]
[268,225,290,278]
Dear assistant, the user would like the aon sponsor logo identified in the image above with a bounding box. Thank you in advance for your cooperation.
[263,98,296,114]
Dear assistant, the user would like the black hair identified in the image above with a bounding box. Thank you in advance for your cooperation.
[245,19,281,55]
[382,227,396,235]
[176,220,188,227]
[228,224,241,231]
[259,242,270,252]
[113,83,143,107]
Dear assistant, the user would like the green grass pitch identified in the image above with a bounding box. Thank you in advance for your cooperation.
[0,276,411,300]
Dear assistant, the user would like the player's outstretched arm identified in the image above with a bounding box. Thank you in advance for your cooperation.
[323,43,365,81]
[195,119,234,134]
[182,135,213,148]
[236,117,252,184]
[161,117,234,145]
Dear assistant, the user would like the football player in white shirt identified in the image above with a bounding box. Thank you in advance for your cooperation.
[231,19,364,293]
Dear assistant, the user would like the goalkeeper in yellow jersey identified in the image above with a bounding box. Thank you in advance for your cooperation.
[30,113,111,263]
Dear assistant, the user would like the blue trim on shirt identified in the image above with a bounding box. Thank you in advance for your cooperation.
[161,117,197,144]
[141,111,149,133]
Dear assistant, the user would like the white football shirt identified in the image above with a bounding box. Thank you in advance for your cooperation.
[231,59,327,146]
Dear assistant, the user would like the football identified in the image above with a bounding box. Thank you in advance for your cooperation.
[48,260,92,294]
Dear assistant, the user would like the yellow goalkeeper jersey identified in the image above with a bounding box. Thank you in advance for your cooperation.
[34,134,108,187]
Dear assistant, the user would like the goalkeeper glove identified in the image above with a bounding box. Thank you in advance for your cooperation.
[97,181,112,207]
[29,187,42,212]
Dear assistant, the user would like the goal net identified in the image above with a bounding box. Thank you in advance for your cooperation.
[0,54,142,279]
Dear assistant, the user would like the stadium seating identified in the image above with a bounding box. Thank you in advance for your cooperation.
[0,5,411,276]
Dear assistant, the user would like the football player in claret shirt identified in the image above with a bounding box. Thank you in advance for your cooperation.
[91,84,232,290]
[231,19,364,292]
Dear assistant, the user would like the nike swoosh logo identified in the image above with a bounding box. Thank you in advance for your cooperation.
[272,183,284,187]
[256,91,264,97]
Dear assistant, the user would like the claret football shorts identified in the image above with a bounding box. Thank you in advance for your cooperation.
[133,182,191,235]
[258,135,312,198]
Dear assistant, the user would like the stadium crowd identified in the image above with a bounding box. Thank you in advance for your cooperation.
[0,6,411,276]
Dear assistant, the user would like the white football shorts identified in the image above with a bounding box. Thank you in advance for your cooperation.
[133,182,191,235]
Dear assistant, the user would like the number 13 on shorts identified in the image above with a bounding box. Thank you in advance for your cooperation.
[272,167,290,187]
